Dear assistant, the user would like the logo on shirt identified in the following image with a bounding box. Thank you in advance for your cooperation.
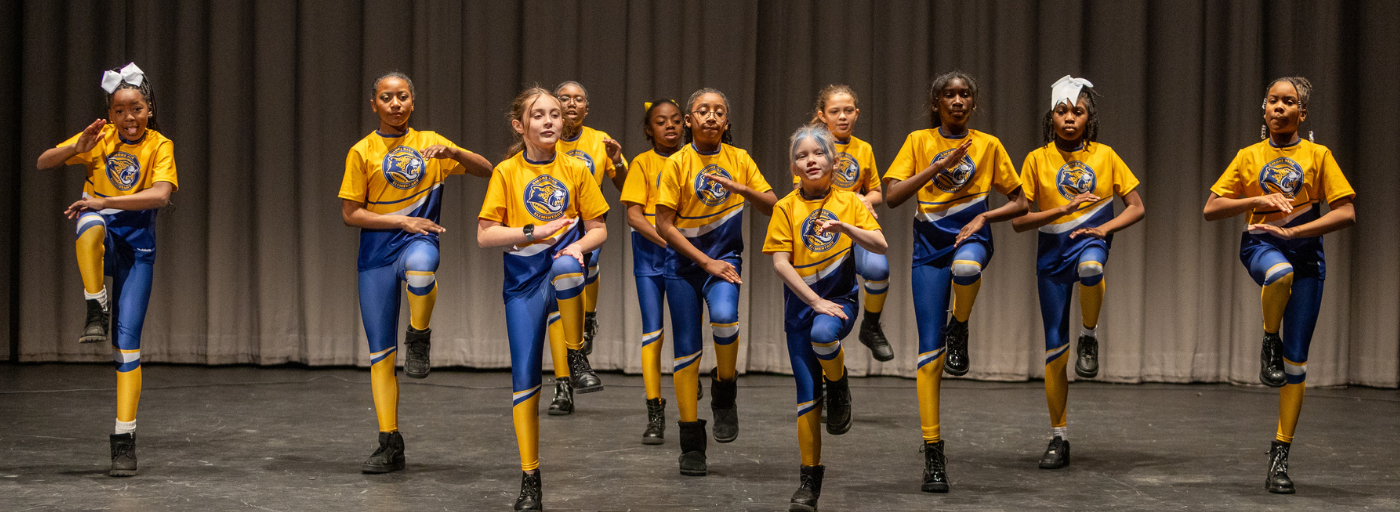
[1259,157,1304,198]
[382,146,425,190]
[1055,161,1097,200]
[800,209,841,253]
[566,149,596,175]
[524,175,570,222]
[694,164,733,206]
[931,150,975,193]
[833,152,859,189]
[105,151,141,191]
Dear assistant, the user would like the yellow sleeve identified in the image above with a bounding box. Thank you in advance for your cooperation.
[657,157,683,212]
[1111,149,1140,197]
[990,141,1021,196]
[861,156,882,193]
[884,132,919,182]
[742,152,773,194]
[435,133,467,176]
[597,130,619,179]
[761,200,795,254]
[478,165,510,223]
[576,165,611,221]
[1210,149,1248,198]
[59,130,100,167]
[850,195,882,232]
[1019,152,1039,203]
[619,155,649,207]
[1318,148,1356,205]
[151,139,179,190]
[338,147,368,203]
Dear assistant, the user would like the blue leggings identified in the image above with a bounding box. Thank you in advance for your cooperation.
[636,274,666,350]
[911,243,989,368]
[1246,248,1323,384]
[854,244,889,297]
[358,240,440,362]
[666,265,742,375]
[786,303,857,416]
[1036,246,1107,357]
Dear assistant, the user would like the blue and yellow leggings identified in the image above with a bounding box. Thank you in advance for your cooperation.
[507,255,588,471]
[1245,246,1323,443]
[786,302,855,467]
[636,273,667,400]
[853,245,889,314]
[910,242,989,442]
[358,239,440,434]
[1037,245,1107,430]
[665,262,741,423]
[77,211,155,429]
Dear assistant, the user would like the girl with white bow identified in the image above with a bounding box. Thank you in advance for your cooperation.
[1011,75,1146,470]
[36,62,177,477]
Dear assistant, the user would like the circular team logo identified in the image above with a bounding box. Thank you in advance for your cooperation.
[930,149,976,193]
[694,164,733,206]
[800,209,841,252]
[833,152,859,189]
[382,146,425,190]
[1259,157,1304,198]
[1055,161,1097,200]
[566,149,596,175]
[105,151,141,191]
[524,175,571,222]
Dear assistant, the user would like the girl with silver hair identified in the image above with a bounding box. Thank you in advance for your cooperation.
[764,124,886,512]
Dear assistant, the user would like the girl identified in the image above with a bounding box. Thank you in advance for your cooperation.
[338,72,492,474]
[883,71,1027,492]
[620,99,683,443]
[805,85,894,362]
[478,86,609,511]
[1203,77,1354,494]
[655,87,776,476]
[37,62,176,477]
[764,124,887,512]
[546,80,626,414]
[1011,75,1145,470]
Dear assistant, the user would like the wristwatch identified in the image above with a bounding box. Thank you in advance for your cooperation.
[523,224,535,242]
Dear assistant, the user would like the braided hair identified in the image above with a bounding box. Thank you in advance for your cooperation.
[927,71,979,129]
[1041,87,1100,147]
[682,87,734,145]
[105,65,159,132]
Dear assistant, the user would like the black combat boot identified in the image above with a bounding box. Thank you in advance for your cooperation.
[109,433,137,477]
[920,440,948,493]
[548,378,574,416]
[361,431,406,474]
[858,311,894,362]
[642,397,666,444]
[1267,440,1295,494]
[944,318,970,376]
[789,464,825,511]
[678,419,708,476]
[403,327,431,379]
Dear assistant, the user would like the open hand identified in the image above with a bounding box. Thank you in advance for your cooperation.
[703,258,741,284]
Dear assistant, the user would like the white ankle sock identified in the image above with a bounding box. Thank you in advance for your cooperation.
[86,288,108,310]
[115,419,136,435]
[1081,326,1097,338]
[1052,426,1068,440]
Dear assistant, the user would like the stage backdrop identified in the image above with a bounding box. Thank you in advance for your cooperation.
[4,0,1398,388]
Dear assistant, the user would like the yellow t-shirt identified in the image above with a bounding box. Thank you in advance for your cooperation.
[620,148,674,225]
[1021,141,1140,275]
[884,128,1019,265]
[480,151,609,300]
[763,188,881,331]
[338,129,468,270]
[61,124,179,200]
[657,143,773,276]
[1210,139,1355,226]
[557,125,627,185]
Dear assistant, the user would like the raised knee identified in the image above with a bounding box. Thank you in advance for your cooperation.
[77,214,107,239]
[1263,263,1294,286]
[1077,261,1103,285]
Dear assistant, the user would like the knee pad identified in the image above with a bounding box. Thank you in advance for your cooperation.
[1078,261,1104,286]
[77,213,107,238]
[551,257,586,292]
[1263,262,1294,286]
[405,271,435,296]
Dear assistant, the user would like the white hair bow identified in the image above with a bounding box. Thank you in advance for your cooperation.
[1050,75,1093,110]
[101,63,145,94]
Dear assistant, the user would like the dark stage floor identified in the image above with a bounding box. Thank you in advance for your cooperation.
[1,364,1396,511]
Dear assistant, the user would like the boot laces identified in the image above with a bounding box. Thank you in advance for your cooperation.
[1270,445,1290,475]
